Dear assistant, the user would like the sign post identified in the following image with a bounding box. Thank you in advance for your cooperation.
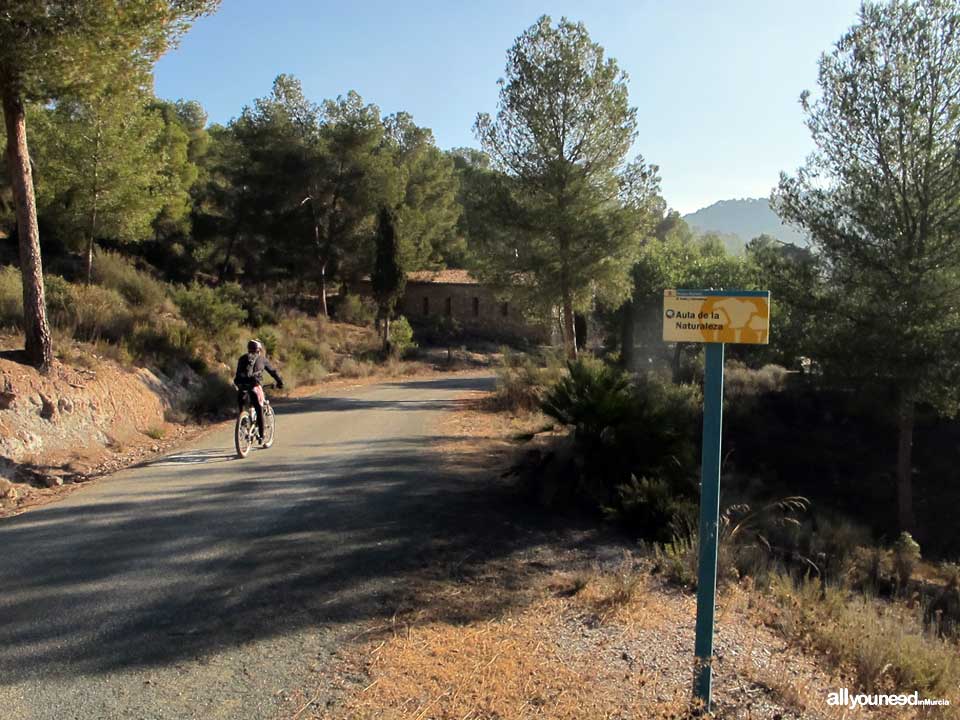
[662,288,770,712]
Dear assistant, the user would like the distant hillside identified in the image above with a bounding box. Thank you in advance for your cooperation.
[682,198,809,251]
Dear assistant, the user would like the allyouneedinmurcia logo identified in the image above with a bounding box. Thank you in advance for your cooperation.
[827,688,951,709]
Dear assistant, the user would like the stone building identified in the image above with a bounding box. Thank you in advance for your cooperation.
[359,269,552,344]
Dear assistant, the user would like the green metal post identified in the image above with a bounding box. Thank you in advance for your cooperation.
[693,342,725,709]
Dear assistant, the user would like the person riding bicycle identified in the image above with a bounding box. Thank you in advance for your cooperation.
[234,339,283,445]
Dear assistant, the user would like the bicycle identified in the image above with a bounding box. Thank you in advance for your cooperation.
[234,383,276,458]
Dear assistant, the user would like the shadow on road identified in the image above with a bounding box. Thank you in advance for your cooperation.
[0,373,590,683]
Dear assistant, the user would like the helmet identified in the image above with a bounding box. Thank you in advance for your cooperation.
[247,339,262,353]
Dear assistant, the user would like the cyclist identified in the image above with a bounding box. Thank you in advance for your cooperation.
[234,339,284,445]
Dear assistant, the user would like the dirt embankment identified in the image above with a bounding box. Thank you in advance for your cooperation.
[0,353,195,514]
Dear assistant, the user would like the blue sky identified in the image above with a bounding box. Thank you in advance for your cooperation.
[154,0,863,214]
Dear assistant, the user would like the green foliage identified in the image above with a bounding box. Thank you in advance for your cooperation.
[474,16,661,351]
[31,87,171,277]
[90,251,168,309]
[68,285,134,342]
[42,274,73,326]
[372,207,406,350]
[336,294,377,326]
[618,216,753,373]
[540,361,702,537]
[388,316,416,358]
[185,372,235,420]
[893,532,922,588]
[173,283,247,336]
[773,0,960,531]
[617,476,696,545]
[0,266,22,328]
[771,575,959,698]
[384,112,462,268]
[542,357,633,442]
[491,349,566,413]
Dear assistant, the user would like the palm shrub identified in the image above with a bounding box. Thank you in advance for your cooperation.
[541,356,633,444]
[540,358,702,537]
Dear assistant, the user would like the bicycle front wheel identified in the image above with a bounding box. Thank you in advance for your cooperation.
[261,404,275,448]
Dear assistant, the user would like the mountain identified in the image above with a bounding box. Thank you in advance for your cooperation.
[682,198,809,251]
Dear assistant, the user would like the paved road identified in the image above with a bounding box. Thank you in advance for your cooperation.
[0,374,495,720]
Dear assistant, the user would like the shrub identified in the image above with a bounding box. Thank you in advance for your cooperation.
[185,372,236,420]
[771,575,959,698]
[723,361,789,401]
[173,283,247,336]
[0,265,22,328]
[92,251,167,310]
[69,285,134,342]
[615,476,696,544]
[542,356,633,441]
[339,357,375,378]
[893,531,921,589]
[653,518,700,589]
[336,293,376,326]
[800,516,873,582]
[538,363,702,538]
[43,274,73,327]
[257,327,280,357]
[281,352,327,388]
[125,318,195,372]
[490,349,566,413]
[388,315,416,357]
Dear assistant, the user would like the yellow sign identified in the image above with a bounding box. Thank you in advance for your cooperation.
[663,289,770,344]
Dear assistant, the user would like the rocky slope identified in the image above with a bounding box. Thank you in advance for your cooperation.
[0,350,195,512]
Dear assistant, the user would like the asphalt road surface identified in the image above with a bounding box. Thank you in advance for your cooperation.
[0,373,496,720]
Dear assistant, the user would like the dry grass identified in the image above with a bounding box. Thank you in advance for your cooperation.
[328,572,702,720]
[767,575,960,717]
[297,381,959,720]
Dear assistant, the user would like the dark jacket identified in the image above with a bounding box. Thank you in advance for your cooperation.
[234,353,283,388]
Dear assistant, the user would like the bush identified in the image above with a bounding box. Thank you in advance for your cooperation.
[723,361,789,401]
[338,357,375,378]
[0,265,22,328]
[92,251,167,310]
[388,316,416,357]
[69,284,134,342]
[173,283,247,336]
[43,274,73,327]
[539,363,702,538]
[281,352,327,388]
[185,372,236,420]
[893,531,921,589]
[616,476,696,544]
[771,575,959,698]
[336,293,376,326]
[125,318,195,372]
[490,349,566,413]
[542,356,634,441]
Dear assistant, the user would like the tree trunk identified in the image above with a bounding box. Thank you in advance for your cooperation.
[314,220,329,318]
[86,131,100,284]
[671,343,687,384]
[619,300,635,370]
[383,314,391,354]
[319,261,328,317]
[85,235,95,285]
[2,85,53,370]
[896,392,916,534]
[561,292,577,359]
[218,233,238,284]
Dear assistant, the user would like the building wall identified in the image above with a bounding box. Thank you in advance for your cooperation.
[400,282,551,343]
[356,280,551,344]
